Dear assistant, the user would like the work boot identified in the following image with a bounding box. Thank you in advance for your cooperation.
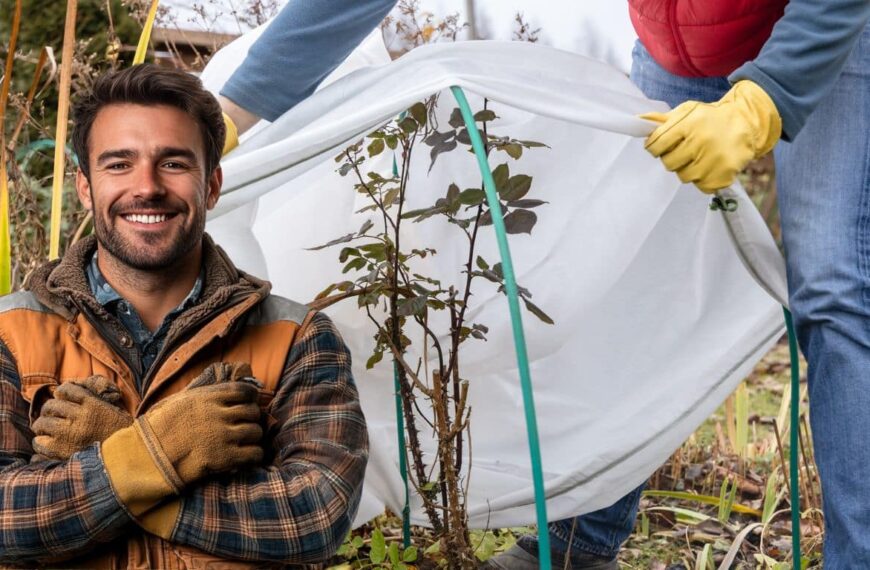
[482,535,618,569]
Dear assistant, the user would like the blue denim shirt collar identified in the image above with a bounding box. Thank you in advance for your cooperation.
[86,251,203,377]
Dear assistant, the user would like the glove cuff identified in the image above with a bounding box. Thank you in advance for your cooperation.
[134,416,186,494]
[101,424,177,516]
[222,112,239,155]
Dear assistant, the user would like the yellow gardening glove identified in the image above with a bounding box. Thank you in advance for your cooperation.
[31,376,132,461]
[222,111,239,155]
[641,80,782,193]
[100,363,263,517]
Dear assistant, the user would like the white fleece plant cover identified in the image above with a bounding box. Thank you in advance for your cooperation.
[201,31,788,528]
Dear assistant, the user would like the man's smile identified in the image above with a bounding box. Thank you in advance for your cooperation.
[120,212,179,226]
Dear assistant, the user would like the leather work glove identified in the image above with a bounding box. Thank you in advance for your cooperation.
[222,111,239,155]
[100,362,263,517]
[640,80,782,193]
[31,376,132,461]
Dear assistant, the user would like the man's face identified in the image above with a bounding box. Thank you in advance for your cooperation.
[76,103,221,271]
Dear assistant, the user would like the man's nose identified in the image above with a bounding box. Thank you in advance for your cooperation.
[133,166,165,198]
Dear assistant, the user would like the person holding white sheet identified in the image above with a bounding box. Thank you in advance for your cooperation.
[219,0,870,567]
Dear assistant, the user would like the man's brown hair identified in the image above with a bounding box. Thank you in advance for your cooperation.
[72,64,225,179]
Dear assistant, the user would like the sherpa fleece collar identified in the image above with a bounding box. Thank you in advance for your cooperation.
[25,234,270,328]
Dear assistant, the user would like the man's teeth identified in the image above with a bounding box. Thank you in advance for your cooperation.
[125,214,169,224]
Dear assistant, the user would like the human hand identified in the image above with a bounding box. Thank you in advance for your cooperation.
[32,376,132,461]
[641,80,781,193]
[134,373,263,491]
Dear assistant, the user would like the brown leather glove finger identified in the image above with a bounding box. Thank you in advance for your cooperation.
[187,361,254,389]
[69,375,123,405]
[31,382,133,461]
[135,381,264,491]
[38,398,77,418]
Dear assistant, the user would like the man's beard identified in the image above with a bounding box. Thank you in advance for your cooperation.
[93,199,205,271]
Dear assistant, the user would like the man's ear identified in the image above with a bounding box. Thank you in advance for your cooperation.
[206,166,222,210]
[75,169,93,210]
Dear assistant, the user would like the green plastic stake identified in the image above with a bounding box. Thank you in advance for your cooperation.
[784,308,801,569]
[450,85,551,570]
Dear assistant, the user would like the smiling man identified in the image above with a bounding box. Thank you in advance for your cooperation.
[0,64,368,568]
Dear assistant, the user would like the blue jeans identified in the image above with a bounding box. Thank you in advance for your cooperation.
[631,29,870,567]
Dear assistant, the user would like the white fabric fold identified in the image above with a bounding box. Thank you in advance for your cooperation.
[202,34,787,528]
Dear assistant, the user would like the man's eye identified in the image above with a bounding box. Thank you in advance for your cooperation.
[107,163,129,170]
[162,161,188,169]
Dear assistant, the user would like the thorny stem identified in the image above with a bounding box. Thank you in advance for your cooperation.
[446,99,491,477]
[385,129,445,532]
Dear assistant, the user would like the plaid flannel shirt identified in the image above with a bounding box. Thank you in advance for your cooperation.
[0,310,368,565]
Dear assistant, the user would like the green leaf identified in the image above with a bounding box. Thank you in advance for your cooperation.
[501,174,532,201]
[522,297,554,324]
[385,134,398,150]
[492,163,510,193]
[398,116,419,133]
[402,545,418,563]
[383,186,400,208]
[447,183,460,204]
[307,232,355,250]
[479,210,494,226]
[507,198,547,209]
[365,351,383,369]
[449,107,464,128]
[342,257,367,274]
[473,109,497,122]
[370,529,386,564]
[367,138,385,157]
[424,540,441,556]
[473,531,498,561]
[409,102,428,126]
[459,188,486,206]
[359,219,374,234]
[314,283,338,300]
[519,139,548,148]
[397,295,428,317]
[337,163,353,176]
[475,256,489,270]
[388,542,400,566]
[502,143,523,159]
[352,535,365,548]
[338,247,359,263]
[492,263,504,278]
[359,242,386,261]
[503,209,537,234]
